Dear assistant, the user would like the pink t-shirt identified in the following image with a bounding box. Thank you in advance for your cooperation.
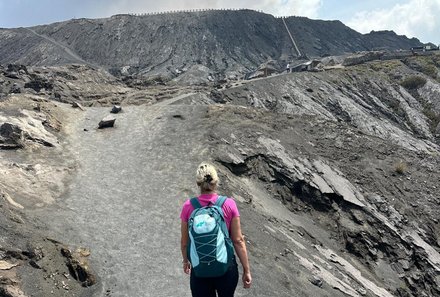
[180,193,240,232]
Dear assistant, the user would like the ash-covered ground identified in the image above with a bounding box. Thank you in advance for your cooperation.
[1,52,440,297]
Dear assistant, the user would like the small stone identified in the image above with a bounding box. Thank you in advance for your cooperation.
[411,271,422,281]
[98,116,116,129]
[309,275,323,287]
[71,102,85,111]
[110,105,122,114]
[29,260,42,269]
[398,259,411,270]
[62,280,69,290]
[379,204,389,213]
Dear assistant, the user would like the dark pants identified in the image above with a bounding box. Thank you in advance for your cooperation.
[190,260,239,297]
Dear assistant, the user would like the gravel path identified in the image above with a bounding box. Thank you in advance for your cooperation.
[40,99,208,297]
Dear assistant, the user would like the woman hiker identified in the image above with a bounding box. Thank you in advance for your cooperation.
[180,162,252,297]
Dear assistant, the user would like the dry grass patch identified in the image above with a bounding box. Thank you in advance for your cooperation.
[395,160,408,174]
[400,75,427,90]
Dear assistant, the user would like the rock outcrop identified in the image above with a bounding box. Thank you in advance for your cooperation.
[0,106,58,149]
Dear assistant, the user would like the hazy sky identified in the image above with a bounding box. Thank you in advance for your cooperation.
[0,0,438,43]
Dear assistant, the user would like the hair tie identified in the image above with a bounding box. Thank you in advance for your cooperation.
[205,174,213,183]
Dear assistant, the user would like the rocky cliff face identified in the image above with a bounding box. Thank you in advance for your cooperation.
[0,10,423,79]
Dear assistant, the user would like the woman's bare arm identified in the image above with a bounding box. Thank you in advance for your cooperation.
[230,217,252,288]
[180,221,191,274]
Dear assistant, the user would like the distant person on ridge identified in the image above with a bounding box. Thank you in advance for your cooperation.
[180,162,252,297]
[286,63,290,73]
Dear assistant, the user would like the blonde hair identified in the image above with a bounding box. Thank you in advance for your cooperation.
[196,162,219,192]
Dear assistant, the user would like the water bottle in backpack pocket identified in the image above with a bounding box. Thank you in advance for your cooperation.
[187,196,234,278]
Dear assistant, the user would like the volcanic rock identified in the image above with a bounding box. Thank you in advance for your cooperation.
[98,115,116,129]
[0,123,25,149]
[61,247,96,287]
[110,105,122,114]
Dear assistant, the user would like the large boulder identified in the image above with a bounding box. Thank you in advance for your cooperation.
[0,123,26,149]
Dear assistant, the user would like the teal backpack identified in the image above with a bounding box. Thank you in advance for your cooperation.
[187,196,234,278]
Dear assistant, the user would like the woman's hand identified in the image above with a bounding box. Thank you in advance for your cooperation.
[181,221,191,275]
[242,271,252,288]
[183,261,191,274]
[231,217,252,289]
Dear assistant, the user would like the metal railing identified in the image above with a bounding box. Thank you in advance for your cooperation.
[111,8,265,17]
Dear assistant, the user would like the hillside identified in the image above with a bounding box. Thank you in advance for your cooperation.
[1,8,439,297]
[1,49,440,297]
[0,10,423,80]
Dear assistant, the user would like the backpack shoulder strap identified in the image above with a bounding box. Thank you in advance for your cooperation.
[215,195,227,207]
[214,195,230,238]
[190,197,202,209]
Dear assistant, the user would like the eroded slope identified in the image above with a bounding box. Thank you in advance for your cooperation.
[1,54,439,297]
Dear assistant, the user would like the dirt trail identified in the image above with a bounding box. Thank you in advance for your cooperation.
[28,99,208,296]
[25,28,95,66]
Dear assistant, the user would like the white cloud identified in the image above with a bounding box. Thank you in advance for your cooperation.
[254,0,323,17]
[346,0,440,43]
[103,0,322,18]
